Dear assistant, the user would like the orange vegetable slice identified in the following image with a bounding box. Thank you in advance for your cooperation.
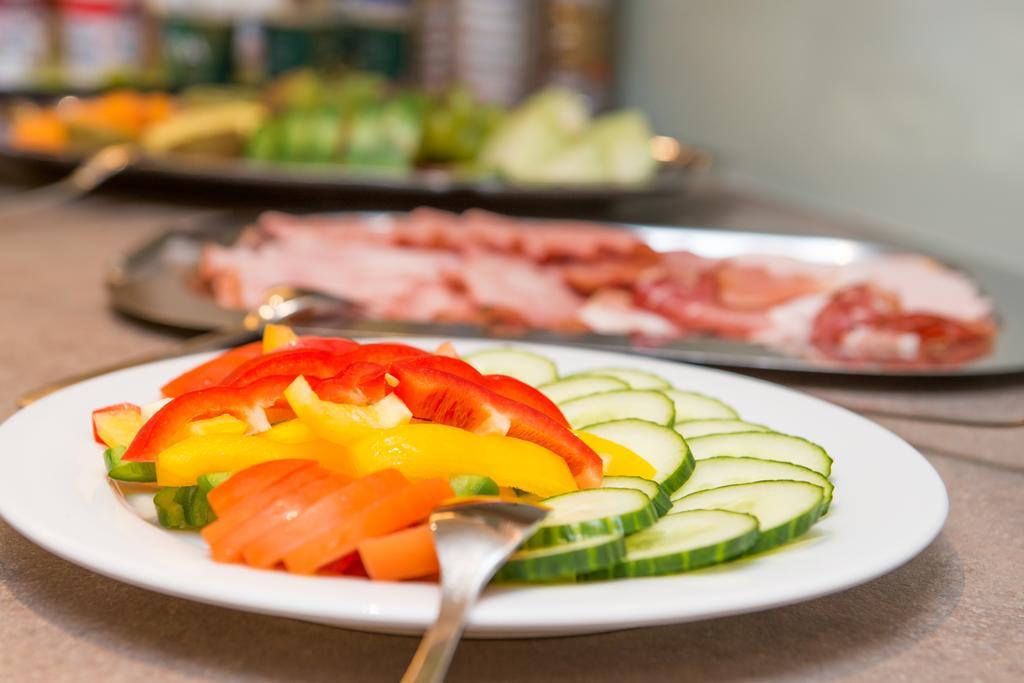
[358,524,439,582]
[283,477,454,575]
[202,464,325,548]
[208,472,351,563]
[206,459,312,515]
[240,468,407,569]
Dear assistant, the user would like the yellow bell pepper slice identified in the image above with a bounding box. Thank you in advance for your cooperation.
[348,423,577,498]
[262,323,299,353]
[176,414,249,441]
[285,376,412,445]
[155,433,353,486]
[577,431,656,479]
[262,418,317,444]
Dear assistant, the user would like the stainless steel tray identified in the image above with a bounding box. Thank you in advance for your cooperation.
[0,144,696,204]
[106,212,1024,377]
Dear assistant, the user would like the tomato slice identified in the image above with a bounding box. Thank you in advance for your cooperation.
[161,342,263,398]
[122,375,292,462]
[389,366,602,488]
[207,459,312,515]
[283,476,453,574]
[478,374,569,426]
[240,468,407,569]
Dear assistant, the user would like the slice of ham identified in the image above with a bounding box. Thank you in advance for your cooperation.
[578,289,680,338]
[715,255,832,311]
[197,210,998,368]
[457,252,584,329]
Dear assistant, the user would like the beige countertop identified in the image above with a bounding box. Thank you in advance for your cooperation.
[0,179,1021,682]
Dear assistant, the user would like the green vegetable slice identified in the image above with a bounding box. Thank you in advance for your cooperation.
[560,390,675,429]
[583,419,694,495]
[671,457,834,505]
[687,432,833,477]
[600,475,673,516]
[664,390,739,422]
[671,480,826,553]
[496,533,625,582]
[582,510,760,579]
[675,419,770,439]
[539,375,628,404]
[463,347,558,387]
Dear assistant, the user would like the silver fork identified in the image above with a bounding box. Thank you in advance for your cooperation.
[401,499,548,683]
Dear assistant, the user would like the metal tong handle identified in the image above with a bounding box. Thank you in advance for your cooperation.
[0,143,139,220]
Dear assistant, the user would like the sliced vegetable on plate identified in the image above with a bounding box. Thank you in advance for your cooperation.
[91,325,835,583]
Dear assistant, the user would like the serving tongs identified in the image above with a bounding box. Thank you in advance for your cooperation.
[0,143,139,221]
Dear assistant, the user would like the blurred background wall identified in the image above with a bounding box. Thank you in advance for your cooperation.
[618,0,1024,272]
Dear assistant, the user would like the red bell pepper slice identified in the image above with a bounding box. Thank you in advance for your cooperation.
[313,362,388,405]
[293,337,360,354]
[161,342,263,398]
[224,349,350,387]
[122,375,292,462]
[391,354,483,382]
[389,366,602,488]
[225,343,428,388]
[478,374,569,427]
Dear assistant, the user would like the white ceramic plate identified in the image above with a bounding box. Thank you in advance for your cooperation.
[0,340,947,637]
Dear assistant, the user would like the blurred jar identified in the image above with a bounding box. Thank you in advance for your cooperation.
[0,0,51,91]
[261,0,345,78]
[337,0,413,80]
[453,0,542,106]
[148,0,236,86]
[57,0,143,89]
[545,0,613,108]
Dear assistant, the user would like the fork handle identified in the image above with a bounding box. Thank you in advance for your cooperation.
[400,589,481,683]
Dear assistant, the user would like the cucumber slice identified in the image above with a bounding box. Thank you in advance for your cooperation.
[676,419,770,439]
[572,368,670,390]
[664,390,739,422]
[449,474,500,497]
[671,480,826,552]
[688,432,833,477]
[560,390,675,429]
[583,419,694,494]
[601,475,673,516]
[105,446,157,483]
[525,488,657,549]
[582,510,760,579]
[495,533,626,582]
[540,375,628,404]
[671,456,834,504]
[463,347,558,386]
